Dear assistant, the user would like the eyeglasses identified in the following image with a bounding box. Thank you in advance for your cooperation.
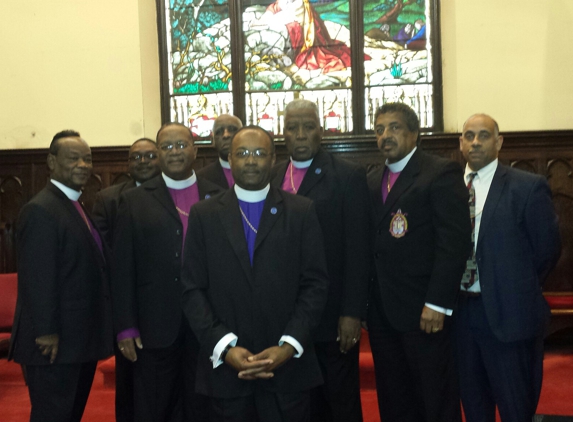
[129,152,158,162]
[234,149,269,159]
[159,141,190,152]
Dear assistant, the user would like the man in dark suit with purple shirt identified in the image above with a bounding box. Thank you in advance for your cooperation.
[111,123,221,422]
[10,130,113,422]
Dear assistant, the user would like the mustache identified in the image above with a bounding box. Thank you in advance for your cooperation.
[381,138,397,148]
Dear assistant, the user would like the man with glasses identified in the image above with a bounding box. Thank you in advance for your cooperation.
[271,99,370,422]
[111,123,221,422]
[197,114,243,189]
[91,137,160,422]
[182,125,328,421]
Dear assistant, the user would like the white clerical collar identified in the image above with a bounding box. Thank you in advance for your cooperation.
[291,157,313,169]
[51,179,81,201]
[386,147,417,173]
[234,184,270,203]
[465,159,498,181]
[219,158,231,169]
[162,172,196,190]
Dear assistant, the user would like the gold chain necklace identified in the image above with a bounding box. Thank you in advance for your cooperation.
[239,206,258,234]
[176,206,189,217]
[290,163,297,193]
[387,171,392,194]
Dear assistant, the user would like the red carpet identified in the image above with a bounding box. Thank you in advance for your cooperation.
[1,345,572,421]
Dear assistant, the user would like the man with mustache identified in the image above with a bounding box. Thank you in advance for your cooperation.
[182,126,328,421]
[92,137,160,422]
[10,130,113,422]
[197,114,243,189]
[456,114,560,422]
[271,99,370,422]
[367,103,471,422]
[111,123,221,422]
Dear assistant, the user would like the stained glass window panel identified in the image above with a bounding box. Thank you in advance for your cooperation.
[364,0,435,129]
[166,0,232,96]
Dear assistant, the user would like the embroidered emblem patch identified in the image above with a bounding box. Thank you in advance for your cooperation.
[389,209,408,238]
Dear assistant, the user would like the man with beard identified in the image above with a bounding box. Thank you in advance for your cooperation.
[367,103,471,422]
[10,130,113,422]
[197,114,242,189]
[92,137,160,422]
[182,126,328,421]
[271,99,370,422]
[111,123,221,422]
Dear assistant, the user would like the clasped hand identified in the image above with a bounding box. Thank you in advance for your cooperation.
[225,344,295,380]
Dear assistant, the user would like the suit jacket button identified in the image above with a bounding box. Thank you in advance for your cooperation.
[175,252,180,258]
[175,277,179,282]
[176,229,181,235]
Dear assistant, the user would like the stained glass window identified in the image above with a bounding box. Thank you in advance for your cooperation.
[159,0,441,141]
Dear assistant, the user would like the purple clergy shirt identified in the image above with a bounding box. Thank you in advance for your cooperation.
[238,199,265,265]
[72,200,103,255]
[168,184,200,248]
[223,167,234,188]
[382,168,401,203]
[281,162,309,194]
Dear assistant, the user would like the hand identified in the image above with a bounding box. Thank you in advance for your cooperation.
[225,346,274,380]
[36,334,59,363]
[419,306,445,334]
[118,337,142,362]
[248,344,295,372]
[338,316,361,353]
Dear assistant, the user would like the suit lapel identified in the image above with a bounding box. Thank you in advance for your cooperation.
[477,165,507,246]
[218,190,254,282]
[297,149,327,196]
[270,161,289,189]
[147,176,180,222]
[254,187,283,252]
[368,166,386,223]
[215,161,230,189]
[377,150,421,225]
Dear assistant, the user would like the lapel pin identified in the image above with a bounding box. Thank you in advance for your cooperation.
[315,168,322,174]
[205,194,211,199]
[271,207,277,214]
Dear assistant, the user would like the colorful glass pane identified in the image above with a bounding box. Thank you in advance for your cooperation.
[165,0,232,95]
[364,0,434,128]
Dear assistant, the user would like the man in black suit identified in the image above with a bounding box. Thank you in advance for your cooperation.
[456,114,561,422]
[367,103,471,422]
[197,114,243,189]
[182,126,329,422]
[271,99,370,422]
[92,138,160,245]
[10,130,113,422]
[111,123,221,422]
[92,137,160,422]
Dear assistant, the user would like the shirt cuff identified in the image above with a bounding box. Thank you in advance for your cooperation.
[211,333,238,369]
[117,328,140,343]
[279,335,303,358]
[425,303,453,316]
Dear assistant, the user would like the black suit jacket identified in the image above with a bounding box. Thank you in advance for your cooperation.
[368,149,472,332]
[10,182,113,364]
[475,164,560,342]
[197,160,230,189]
[182,187,329,397]
[111,175,222,348]
[92,179,137,246]
[271,149,370,341]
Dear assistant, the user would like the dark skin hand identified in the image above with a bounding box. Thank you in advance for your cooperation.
[226,343,296,380]
[36,334,59,363]
[419,306,445,334]
[338,316,361,353]
[117,337,143,362]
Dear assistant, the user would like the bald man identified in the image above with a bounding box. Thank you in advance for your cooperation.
[456,114,561,422]
[197,114,243,189]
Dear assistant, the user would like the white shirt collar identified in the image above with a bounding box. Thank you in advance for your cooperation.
[291,157,313,169]
[50,179,81,201]
[219,158,231,169]
[234,184,270,203]
[386,147,417,173]
[162,172,196,190]
[464,159,498,182]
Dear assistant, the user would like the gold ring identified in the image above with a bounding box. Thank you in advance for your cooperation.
[352,338,357,343]
[432,327,439,333]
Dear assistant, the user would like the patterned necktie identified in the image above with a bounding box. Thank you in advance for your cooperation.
[461,172,478,290]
